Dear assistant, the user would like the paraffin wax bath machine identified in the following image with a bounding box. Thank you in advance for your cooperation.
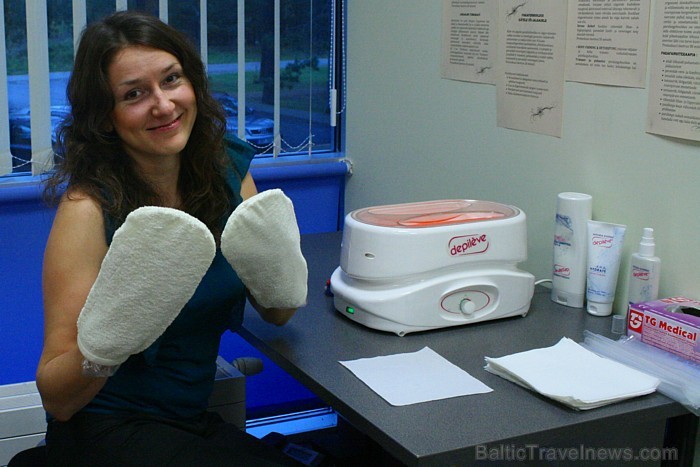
[330,200,535,336]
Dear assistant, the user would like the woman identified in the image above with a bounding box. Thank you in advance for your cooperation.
[38,10,299,466]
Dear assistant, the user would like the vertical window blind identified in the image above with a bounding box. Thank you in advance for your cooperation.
[0,1,10,175]
[0,0,344,177]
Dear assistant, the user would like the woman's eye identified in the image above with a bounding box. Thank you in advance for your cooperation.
[124,89,142,101]
[164,73,181,85]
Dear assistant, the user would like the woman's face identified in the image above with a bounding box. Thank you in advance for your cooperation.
[107,45,197,164]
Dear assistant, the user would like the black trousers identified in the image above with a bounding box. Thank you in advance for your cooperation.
[45,411,300,466]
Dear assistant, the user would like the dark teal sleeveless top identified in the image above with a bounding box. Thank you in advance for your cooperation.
[82,139,255,420]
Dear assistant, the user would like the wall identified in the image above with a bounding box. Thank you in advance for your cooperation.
[344,1,700,315]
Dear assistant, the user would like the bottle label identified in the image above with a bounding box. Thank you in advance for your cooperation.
[632,265,650,281]
[554,213,573,249]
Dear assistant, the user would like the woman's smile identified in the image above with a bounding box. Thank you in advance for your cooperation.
[147,114,183,132]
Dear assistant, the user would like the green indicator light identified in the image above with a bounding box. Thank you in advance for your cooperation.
[346,306,355,314]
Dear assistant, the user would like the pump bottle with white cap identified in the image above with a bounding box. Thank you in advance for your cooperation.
[627,228,661,305]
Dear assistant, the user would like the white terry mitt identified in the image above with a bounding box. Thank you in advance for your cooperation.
[221,189,308,309]
[77,206,216,367]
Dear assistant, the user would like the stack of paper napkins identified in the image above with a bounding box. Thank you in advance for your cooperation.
[484,337,660,410]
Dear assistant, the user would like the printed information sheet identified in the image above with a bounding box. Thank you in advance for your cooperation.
[646,0,700,141]
[565,0,651,88]
[496,0,568,138]
[441,0,498,84]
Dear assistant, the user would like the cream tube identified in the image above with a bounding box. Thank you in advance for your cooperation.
[586,220,626,316]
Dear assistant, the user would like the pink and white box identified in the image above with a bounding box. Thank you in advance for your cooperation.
[627,297,700,364]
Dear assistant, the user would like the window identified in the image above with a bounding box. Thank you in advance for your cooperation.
[0,0,345,175]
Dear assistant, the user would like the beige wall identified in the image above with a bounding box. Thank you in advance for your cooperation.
[343,1,700,315]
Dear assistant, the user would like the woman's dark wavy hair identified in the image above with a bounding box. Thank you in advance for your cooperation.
[44,10,236,236]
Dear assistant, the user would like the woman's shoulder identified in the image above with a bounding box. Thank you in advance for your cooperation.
[56,188,103,223]
[46,188,107,264]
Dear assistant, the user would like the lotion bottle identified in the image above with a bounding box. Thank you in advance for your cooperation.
[551,192,592,308]
[627,228,661,305]
[586,220,626,316]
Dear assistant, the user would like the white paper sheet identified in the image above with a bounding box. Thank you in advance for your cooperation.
[646,0,700,141]
[565,0,651,88]
[339,347,493,406]
[441,0,498,84]
[496,0,568,138]
[484,337,660,410]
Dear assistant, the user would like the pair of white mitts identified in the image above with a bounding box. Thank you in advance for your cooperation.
[76,189,307,374]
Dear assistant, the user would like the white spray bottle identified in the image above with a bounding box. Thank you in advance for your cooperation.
[627,228,661,305]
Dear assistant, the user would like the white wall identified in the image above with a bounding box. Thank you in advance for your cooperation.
[344,1,700,315]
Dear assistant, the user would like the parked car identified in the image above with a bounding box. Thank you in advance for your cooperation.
[9,105,70,172]
[212,91,274,147]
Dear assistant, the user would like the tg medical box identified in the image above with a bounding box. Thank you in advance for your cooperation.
[627,297,700,364]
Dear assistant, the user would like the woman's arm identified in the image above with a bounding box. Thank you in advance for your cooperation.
[36,192,110,421]
[239,173,298,326]
[247,291,298,326]
[239,172,258,201]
